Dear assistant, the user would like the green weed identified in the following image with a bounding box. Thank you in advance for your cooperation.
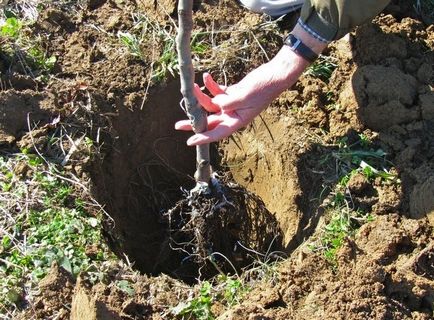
[305,55,337,82]
[151,40,178,83]
[116,279,135,297]
[117,31,143,59]
[0,15,56,76]
[27,46,57,71]
[310,172,373,268]
[328,136,399,184]
[311,135,398,266]
[0,17,22,38]
[116,13,216,83]
[173,274,250,319]
[0,152,112,312]
[151,31,210,83]
[217,275,249,307]
[173,281,214,320]
[320,204,373,266]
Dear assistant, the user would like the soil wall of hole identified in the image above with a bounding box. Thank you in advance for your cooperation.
[90,80,198,275]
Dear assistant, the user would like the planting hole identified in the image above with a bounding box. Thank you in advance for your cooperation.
[90,80,286,281]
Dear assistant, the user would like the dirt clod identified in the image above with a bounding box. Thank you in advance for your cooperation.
[410,176,434,226]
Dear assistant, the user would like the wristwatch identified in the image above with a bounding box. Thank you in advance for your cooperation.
[283,34,318,63]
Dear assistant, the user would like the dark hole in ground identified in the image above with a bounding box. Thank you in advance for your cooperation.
[90,80,284,282]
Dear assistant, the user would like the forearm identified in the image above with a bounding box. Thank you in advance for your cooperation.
[176,0,390,146]
[237,23,327,106]
[175,19,328,145]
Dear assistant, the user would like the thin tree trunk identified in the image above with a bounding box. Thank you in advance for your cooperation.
[176,0,211,185]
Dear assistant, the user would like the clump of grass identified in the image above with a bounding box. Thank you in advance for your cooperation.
[310,135,399,267]
[117,31,144,59]
[0,14,56,77]
[173,281,214,320]
[172,239,283,319]
[327,135,399,184]
[217,275,249,307]
[305,55,338,83]
[116,12,283,84]
[173,275,250,320]
[0,151,113,315]
[1,16,22,38]
[318,190,373,266]
[116,13,212,83]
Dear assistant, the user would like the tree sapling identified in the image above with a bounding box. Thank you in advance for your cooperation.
[176,0,211,189]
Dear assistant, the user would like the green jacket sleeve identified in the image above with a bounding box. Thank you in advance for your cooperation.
[299,0,391,42]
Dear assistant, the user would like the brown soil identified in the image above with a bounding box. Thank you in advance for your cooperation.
[1,0,433,319]
[218,214,434,320]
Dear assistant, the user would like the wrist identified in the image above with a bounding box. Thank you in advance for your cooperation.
[290,23,328,56]
[271,46,310,87]
[269,23,328,86]
[284,34,318,64]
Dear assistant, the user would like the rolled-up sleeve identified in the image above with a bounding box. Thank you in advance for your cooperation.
[299,0,391,43]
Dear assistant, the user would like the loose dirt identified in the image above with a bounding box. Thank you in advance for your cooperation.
[1,0,433,319]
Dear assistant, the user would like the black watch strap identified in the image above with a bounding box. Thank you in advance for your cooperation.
[283,34,318,63]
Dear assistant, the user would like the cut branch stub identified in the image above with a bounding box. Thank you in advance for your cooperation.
[176,0,211,185]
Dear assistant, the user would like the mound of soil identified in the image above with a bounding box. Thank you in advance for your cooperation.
[218,214,434,319]
[1,0,433,319]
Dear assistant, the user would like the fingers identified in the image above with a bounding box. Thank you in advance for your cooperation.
[195,73,241,113]
[174,120,192,131]
[203,73,226,96]
[194,84,220,113]
[186,116,242,146]
[187,127,230,146]
[175,114,224,131]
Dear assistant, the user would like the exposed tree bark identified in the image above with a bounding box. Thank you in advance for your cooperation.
[176,0,211,185]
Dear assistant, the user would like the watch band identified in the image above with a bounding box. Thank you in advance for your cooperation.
[283,34,318,63]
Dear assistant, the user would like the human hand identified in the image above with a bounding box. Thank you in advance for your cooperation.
[175,72,280,146]
[175,22,328,146]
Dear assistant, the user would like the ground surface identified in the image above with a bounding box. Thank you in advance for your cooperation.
[0,0,433,319]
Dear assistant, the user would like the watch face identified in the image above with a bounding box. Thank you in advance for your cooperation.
[287,35,301,49]
[284,34,318,63]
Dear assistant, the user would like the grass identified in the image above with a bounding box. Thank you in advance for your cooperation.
[0,151,113,316]
[115,11,283,84]
[326,135,400,184]
[305,55,338,83]
[173,281,214,320]
[173,275,250,320]
[1,16,22,38]
[116,13,200,83]
[310,135,400,267]
[318,191,374,266]
[172,239,283,320]
[0,14,56,78]
[117,31,144,59]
